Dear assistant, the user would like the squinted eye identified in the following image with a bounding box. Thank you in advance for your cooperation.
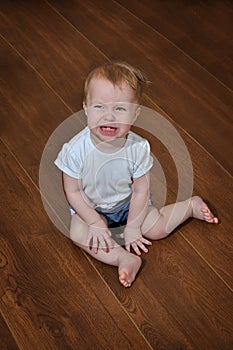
[115,106,127,112]
[93,105,104,109]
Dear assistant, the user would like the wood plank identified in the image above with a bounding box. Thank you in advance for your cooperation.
[91,234,233,349]
[0,37,86,181]
[0,2,232,294]
[43,0,233,174]
[137,97,233,290]
[0,0,106,112]
[0,140,152,350]
[0,313,19,350]
[116,0,233,90]
[1,0,232,175]
[0,3,232,349]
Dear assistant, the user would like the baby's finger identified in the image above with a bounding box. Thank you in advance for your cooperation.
[98,235,109,252]
[87,231,93,244]
[106,230,114,249]
[92,236,98,254]
[125,243,131,252]
[105,236,114,250]
[132,243,141,256]
[136,240,149,253]
[141,237,152,246]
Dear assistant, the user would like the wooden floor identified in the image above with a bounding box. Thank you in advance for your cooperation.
[0,1,233,349]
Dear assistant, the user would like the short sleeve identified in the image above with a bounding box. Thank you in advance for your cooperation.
[54,143,81,179]
[133,140,153,178]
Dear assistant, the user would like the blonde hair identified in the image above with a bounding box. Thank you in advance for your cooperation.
[83,61,150,102]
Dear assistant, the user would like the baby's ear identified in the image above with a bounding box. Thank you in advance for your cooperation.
[136,106,141,118]
[83,102,87,115]
[133,105,141,123]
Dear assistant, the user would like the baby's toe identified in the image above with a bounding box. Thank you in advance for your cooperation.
[119,272,131,287]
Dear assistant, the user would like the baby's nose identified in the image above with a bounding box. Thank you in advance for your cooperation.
[103,112,116,121]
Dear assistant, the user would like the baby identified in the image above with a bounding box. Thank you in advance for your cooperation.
[55,61,218,287]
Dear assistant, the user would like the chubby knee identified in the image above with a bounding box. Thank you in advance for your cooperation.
[144,224,170,240]
[142,209,171,240]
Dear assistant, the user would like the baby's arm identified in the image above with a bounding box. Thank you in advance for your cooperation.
[63,173,113,253]
[124,172,152,255]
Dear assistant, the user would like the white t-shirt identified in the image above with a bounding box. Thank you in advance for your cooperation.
[55,127,153,213]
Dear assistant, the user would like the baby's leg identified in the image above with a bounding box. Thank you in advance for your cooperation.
[142,196,218,240]
[70,214,141,287]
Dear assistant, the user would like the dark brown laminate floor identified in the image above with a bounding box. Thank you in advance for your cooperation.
[0,1,232,349]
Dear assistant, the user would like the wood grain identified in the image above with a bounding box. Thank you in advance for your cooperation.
[0,0,232,349]
[0,0,106,111]
[116,0,233,90]
[0,140,152,350]
[137,98,233,290]
[0,34,232,289]
[0,313,19,350]
[1,0,232,172]
[91,234,233,349]
[46,0,233,174]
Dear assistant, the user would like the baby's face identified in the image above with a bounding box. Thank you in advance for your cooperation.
[83,78,140,146]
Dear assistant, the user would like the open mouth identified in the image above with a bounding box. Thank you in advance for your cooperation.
[99,125,118,135]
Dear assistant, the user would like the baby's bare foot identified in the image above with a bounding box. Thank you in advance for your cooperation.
[118,254,142,287]
[191,196,218,224]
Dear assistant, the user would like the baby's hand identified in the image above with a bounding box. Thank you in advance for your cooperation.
[124,226,152,256]
[87,220,113,254]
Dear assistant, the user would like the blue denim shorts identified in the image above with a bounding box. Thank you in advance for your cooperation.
[96,203,130,227]
[70,202,130,227]
[70,192,153,228]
